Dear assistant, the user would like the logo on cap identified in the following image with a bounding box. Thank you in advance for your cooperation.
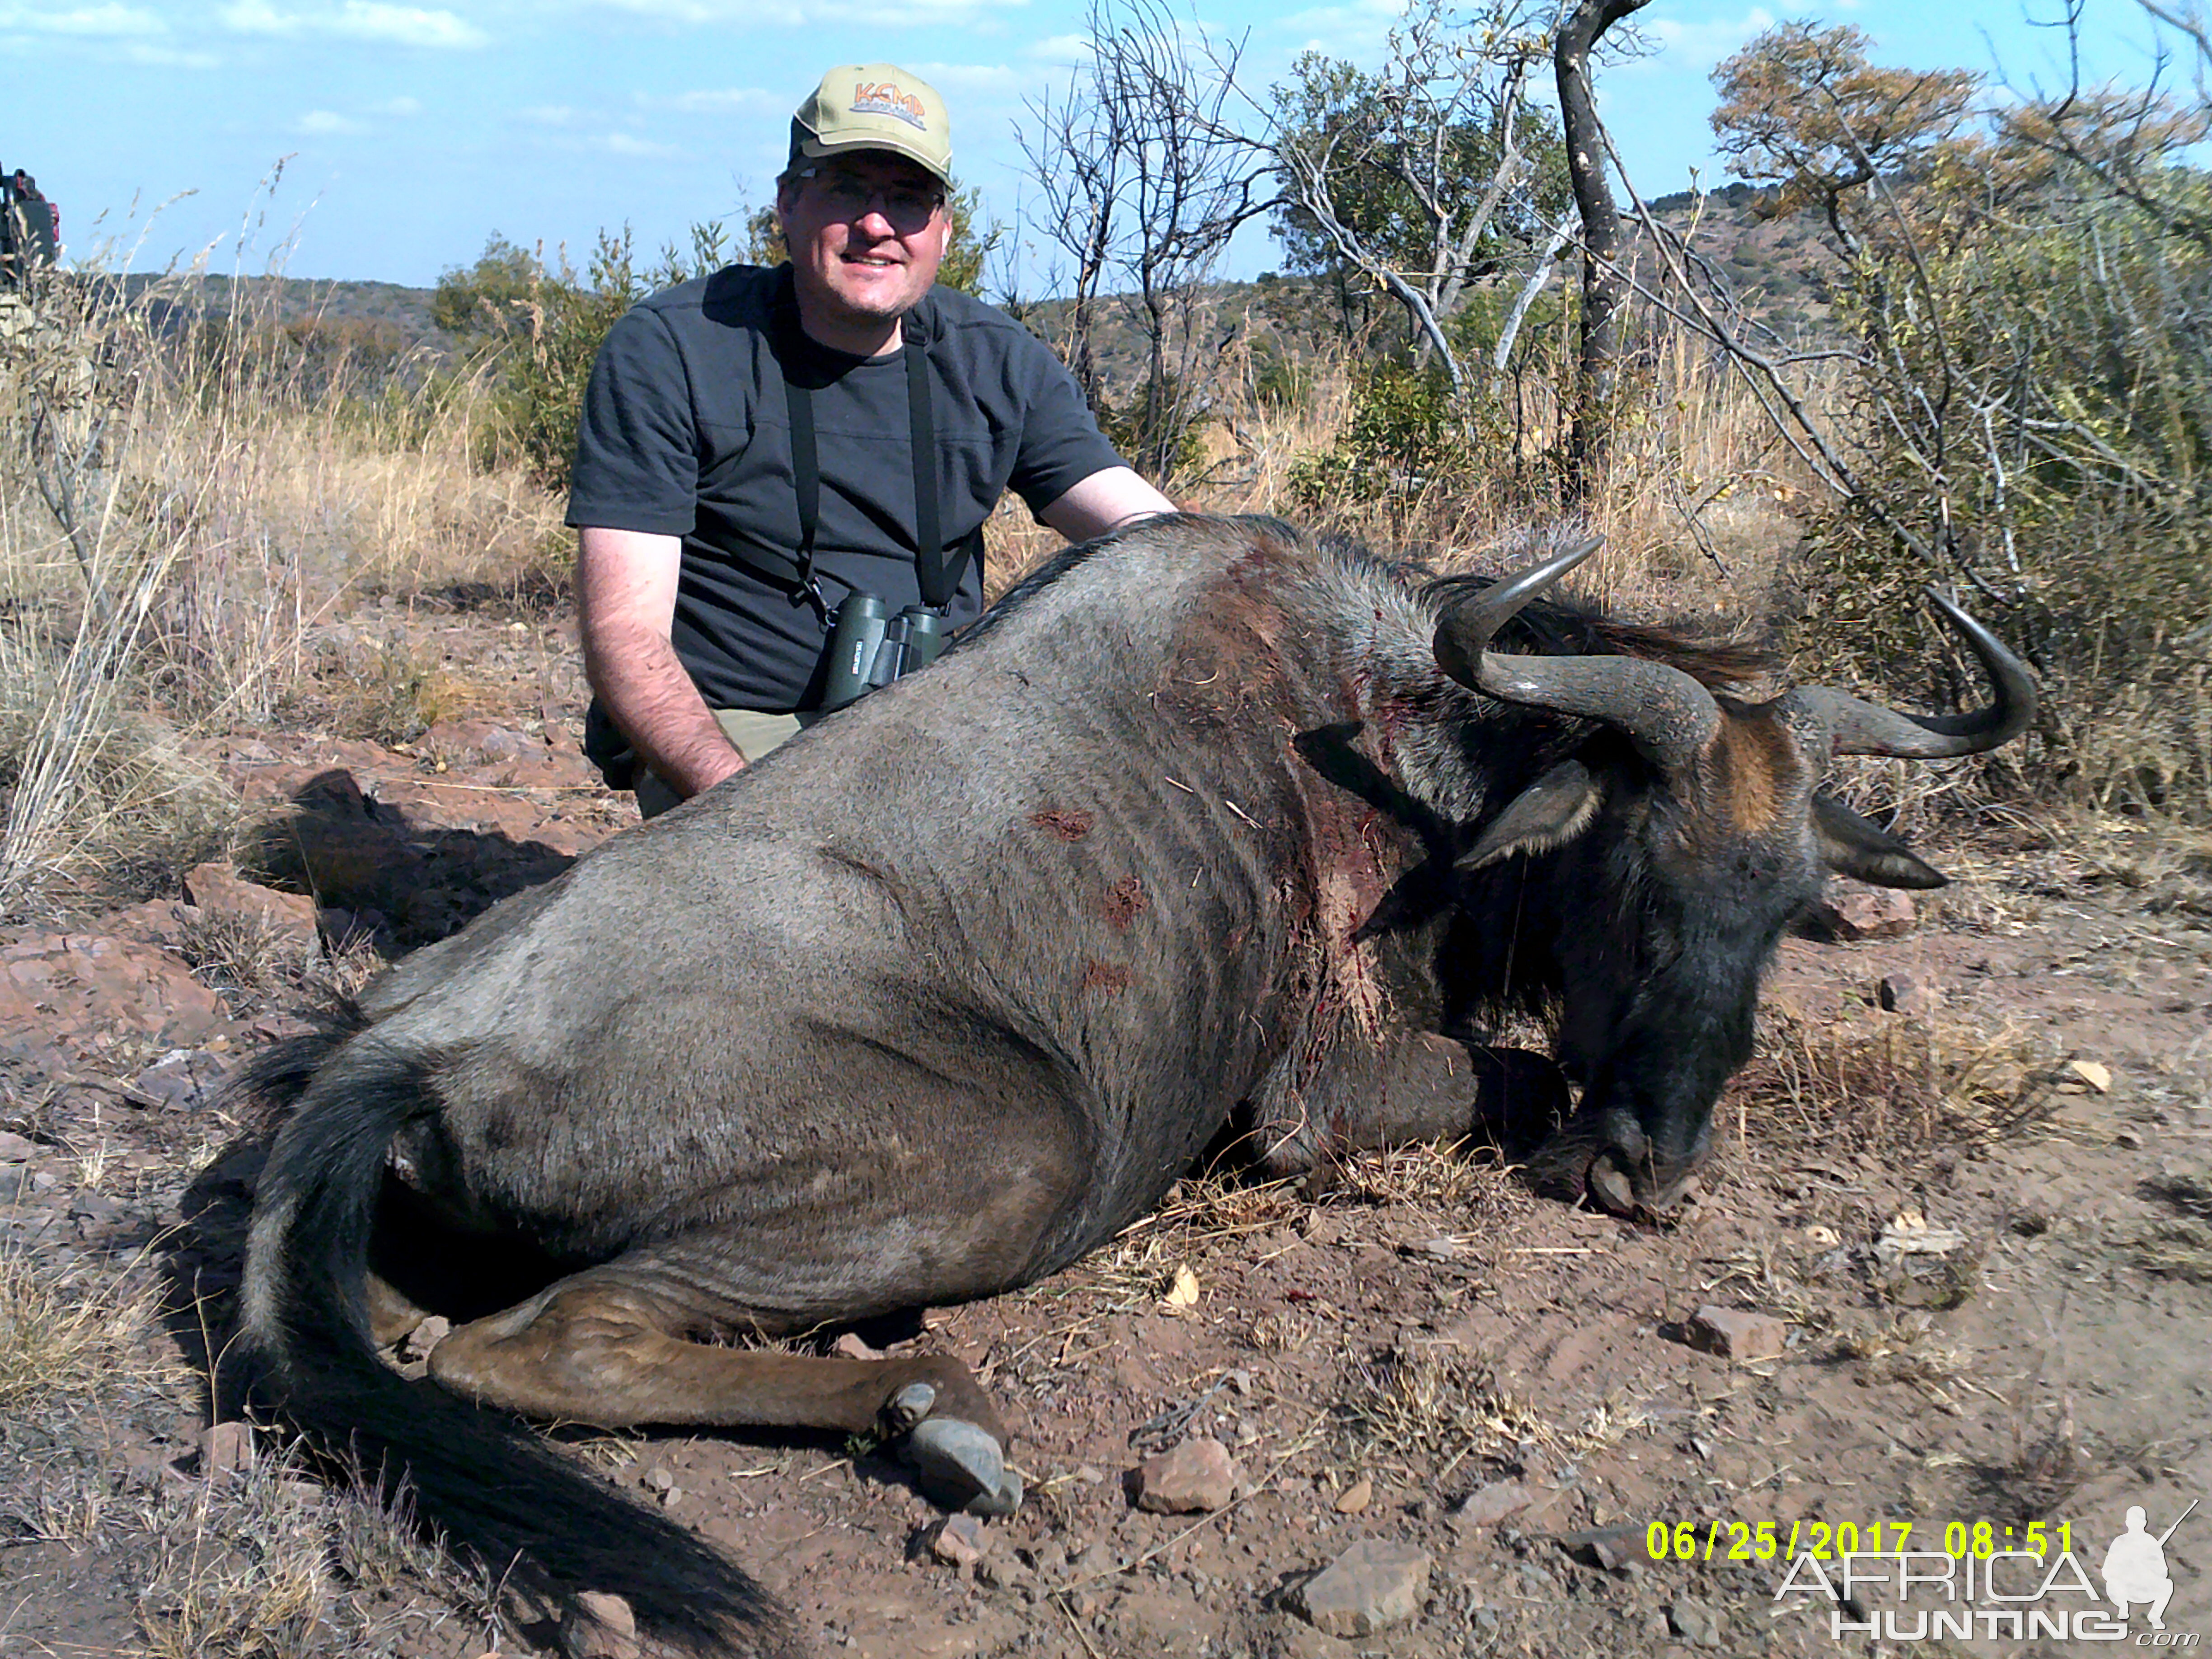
[851,81,928,131]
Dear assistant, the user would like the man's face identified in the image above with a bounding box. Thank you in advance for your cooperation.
[777,152,949,344]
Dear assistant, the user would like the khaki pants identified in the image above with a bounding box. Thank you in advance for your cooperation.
[634,707,816,820]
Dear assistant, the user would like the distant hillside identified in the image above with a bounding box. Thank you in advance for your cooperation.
[100,184,1838,398]
[1012,183,1842,403]
[1643,180,1833,334]
[119,271,452,355]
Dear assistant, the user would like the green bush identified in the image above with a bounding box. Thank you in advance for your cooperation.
[1288,356,1472,522]
[433,225,730,494]
[1100,374,1206,485]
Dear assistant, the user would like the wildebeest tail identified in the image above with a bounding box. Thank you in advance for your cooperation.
[234,1037,797,1658]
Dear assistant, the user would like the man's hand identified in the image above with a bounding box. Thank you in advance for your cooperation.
[1037,466,1176,544]
[577,527,744,799]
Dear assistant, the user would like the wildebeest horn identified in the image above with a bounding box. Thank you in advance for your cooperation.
[1779,587,2037,759]
[1432,535,1722,773]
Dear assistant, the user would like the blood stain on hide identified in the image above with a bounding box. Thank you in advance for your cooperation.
[1028,807,1094,841]
[1080,960,1131,994]
[1102,875,1148,931]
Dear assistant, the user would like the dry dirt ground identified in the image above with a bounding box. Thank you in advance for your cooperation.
[2,605,2210,1659]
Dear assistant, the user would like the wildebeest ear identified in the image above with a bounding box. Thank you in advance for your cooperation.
[1811,791,1948,889]
[1458,759,1604,873]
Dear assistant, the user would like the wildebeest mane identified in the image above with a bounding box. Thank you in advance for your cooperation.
[1422,571,1773,691]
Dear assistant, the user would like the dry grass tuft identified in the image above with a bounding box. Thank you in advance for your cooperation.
[2146,1163,2212,1220]
[1332,1339,1640,1476]
[1728,1004,2061,1174]
[2,230,562,915]
[132,1451,484,1659]
[1308,1137,1527,1217]
[1836,1312,1974,1386]
[1046,1170,1307,1311]
[133,1463,336,1659]
[1151,1167,1309,1241]
[1971,1400,2090,1520]
[0,675,239,902]
[2128,1218,2212,1284]
[177,907,321,1001]
[0,1247,183,1417]
[309,635,474,747]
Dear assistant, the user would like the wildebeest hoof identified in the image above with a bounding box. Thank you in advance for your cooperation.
[1586,1153,1636,1216]
[883,1381,938,1437]
[905,1417,1022,1517]
[1585,1151,1702,1219]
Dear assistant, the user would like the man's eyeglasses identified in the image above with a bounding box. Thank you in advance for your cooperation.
[799,168,945,233]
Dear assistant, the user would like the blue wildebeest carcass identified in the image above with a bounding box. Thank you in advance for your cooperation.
[234,515,2031,1656]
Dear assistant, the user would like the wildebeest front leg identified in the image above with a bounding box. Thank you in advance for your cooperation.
[365,1271,431,1348]
[1256,1034,1572,1171]
[424,1267,1023,1514]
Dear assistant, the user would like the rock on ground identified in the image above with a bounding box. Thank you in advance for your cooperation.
[1878,970,1941,1013]
[1291,1538,1433,1637]
[1799,886,1917,942]
[1669,1593,1723,1647]
[1130,1435,1241,1514]
[1561,1523,1646,1572]
[1450,1480,1533,1528]
[181,862,321,955]
[572,1591,637,1659]
[929,1513,986,1572]
[198,1420,255,1477]
[1686,1304,1788,1362]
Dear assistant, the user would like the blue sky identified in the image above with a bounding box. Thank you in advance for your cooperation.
[0,0,2189,290]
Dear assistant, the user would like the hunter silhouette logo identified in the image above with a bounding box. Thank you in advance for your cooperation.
[850,81,928,131]
[2104,1501,2195,1631]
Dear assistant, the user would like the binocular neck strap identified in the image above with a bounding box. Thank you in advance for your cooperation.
[775,297,969,619]
[904,326,952,611]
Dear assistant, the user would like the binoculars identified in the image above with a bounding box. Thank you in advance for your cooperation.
[820,593,947,711]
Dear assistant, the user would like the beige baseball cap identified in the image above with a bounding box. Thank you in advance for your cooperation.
[790,65,952,183]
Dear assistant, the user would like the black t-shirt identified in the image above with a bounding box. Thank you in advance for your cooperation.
[567,263,1122,712]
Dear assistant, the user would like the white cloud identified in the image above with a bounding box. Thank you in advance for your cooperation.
[582,0,1023,22]
[295,108,367,133]
[906,61,1025,95]
[369,94,421,114]
[1636,7,1777,75]
[1275,0,1403,58]
[647,86,779,114]
[0,2,166,33]
[333,1,485,46]
[1024,32,1090,63]
[218,0,486,47]
[218,0,298,32]
[602,131,684,157]
[519,103,584,124]
[123,37,219,62]
[585,0,718,18]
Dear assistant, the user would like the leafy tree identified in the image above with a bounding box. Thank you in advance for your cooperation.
[430,234,540,341]
[1710,22,1980,243]
[1018,0,1270,483]
[1268,0,1571,385]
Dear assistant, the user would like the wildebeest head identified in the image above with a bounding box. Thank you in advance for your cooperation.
[1426,536,2034,1217]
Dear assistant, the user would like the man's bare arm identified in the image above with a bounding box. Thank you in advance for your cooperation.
[1036,466,1177,544]
[576,526,745,798]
